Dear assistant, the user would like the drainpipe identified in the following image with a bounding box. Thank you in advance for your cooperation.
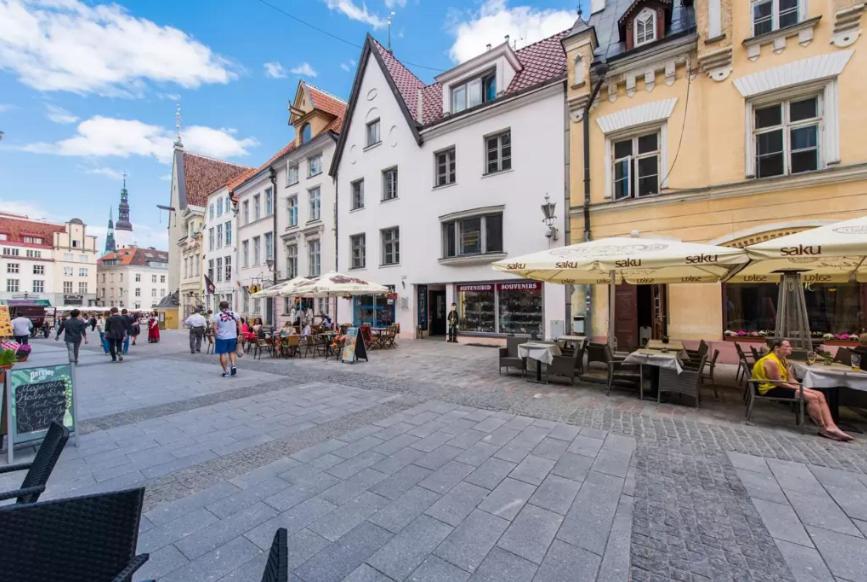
[581,63,608,337]
[269,167,278,325]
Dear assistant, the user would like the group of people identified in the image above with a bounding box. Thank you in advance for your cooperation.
[183,302,241,377]
[50,308,160,364]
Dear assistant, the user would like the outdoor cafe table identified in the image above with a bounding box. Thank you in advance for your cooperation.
[792,361,867,423]
[623,348,686,400]
[645,339,685,352]
[518,342,562,383]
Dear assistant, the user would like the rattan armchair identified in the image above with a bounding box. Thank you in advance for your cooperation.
[658,354,708,408]
[699,348,721,399]
[683,340,708,371]
[0,421,68,504]
[744,378,805,426]
[605,344,642,397]
[498,336,526,376]
[546,343,585,386]
[0,487,148,582]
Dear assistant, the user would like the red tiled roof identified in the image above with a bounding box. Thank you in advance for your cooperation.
[372,31,569,127]
[229,141,297,194]
[98,245,168,266]
[0,213,64,249]
[182,152,251,207]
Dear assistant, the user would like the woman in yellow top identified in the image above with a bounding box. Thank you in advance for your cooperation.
[753,340,853,442]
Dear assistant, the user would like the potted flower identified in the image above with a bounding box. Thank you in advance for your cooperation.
[15,343,31,362]
[0,344,17,370]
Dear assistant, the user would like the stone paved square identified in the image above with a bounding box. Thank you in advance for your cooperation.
[3,332,867,581]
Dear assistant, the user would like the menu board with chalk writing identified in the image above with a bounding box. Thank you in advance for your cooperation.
[7,364,75,446]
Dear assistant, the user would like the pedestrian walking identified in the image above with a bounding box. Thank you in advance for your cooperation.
[120,309,133,354]
[185,309,208,354]
[96,315,109,354]
[11,314,33,345]
[148,312,161,343]
[212,301,240,377]
[105,307,129,362]
[129,313,141,346]
[55,309,87,365]
[88,315,97,332]
[447,302,459,343]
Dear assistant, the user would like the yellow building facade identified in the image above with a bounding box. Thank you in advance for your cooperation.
[564,0,867,346]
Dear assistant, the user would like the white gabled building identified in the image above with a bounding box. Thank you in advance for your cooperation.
[331,34,569,341]
[96,246,168,311]
[203,184,241,313]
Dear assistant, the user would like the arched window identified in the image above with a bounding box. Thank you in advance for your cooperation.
[634,8,657,47]
[300,122,312,143]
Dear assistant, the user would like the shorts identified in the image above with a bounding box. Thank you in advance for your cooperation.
[762,386,796,398]
[215,338,237,354]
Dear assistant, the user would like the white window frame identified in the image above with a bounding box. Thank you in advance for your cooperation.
[435,147,456,187]
[286,244,297,278]
[441,212,504,258]
[224,220,232,246]
[308,154,322,177]
[307,239,321,277]
[744,80,837,177]
[610,129,663,200]
[484,130,512,175]
[750,91,823,178]
[32,280,44,293]
[350,233,366,269]
[381,227,400,266]
[224,256,232,281]
[366,119,381,147]
[265,187,273,216]
[288,195,299,227]
[602,123,669,200]
[450,70,496,113]
[216,224,223,249]
[351,179,364,210]
[254,194,261,221]
[264,232,274,262]
[382,167,398,201]
[633,7,657,47]
[286,163,299,186]
[750,0,804,37]
[253,236,261,266]
[308,187,321,221]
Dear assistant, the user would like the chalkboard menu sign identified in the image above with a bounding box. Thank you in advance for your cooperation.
[8,364,75,446]
[340,327,368,364]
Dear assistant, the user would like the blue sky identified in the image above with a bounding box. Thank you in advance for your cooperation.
[0,0,584,250]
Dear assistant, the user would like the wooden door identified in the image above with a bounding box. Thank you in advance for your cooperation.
[651,284,667,339]
[614,284,638,349]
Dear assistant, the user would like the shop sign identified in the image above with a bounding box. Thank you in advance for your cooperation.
[497,281,542,292]
[417,285,428,330]
[456,283,493,292]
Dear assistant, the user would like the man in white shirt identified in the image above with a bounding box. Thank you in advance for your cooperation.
[12,315,33,344]
[211,301,240,377]
[184,309,208,354]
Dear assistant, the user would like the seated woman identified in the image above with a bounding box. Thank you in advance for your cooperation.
[279,321,296,338]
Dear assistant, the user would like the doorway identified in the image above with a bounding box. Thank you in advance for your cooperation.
[614,284,667,349]
[430,290,447,336]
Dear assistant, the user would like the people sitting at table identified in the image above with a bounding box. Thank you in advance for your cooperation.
[301,322,312,337]
[279,321,297,338]
[753,339,853,442]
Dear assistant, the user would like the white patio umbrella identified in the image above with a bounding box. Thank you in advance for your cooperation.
[492,236,749,346]
[291,271,389,298]
[741,215,867,350]
[251,277,312,299]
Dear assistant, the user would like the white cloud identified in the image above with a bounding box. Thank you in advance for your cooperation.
[0,199,54,221]
[339,58,357,72]
[0,103,14,113]
[323,0,386,29]
[82,166,124,180]
[289,62,317,77]
[448,0,575,63]
[159,174,172,181]
[21,115,257,164]
[45,103,78,124]
[90,223,169,251]
[263,61,286,79]
[384,0,406,8]
[0,0,235,96]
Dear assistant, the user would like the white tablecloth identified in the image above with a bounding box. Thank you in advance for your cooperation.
[792,362,867,392]
[518,342,562,365]
[624,349,685,374]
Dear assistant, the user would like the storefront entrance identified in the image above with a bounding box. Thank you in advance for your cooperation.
[614,284,666,349]
[430,289,447,336]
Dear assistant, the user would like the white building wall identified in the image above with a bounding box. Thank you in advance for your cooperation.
[336,53,567,339]
[0,246,55,302]
[97,264,168,311]
[204,186,237,312]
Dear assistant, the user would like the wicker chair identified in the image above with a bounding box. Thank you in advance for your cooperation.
[586,342,613,372]
[658,354,707,408]
[699,348,721,399]
[0,421,69,504]
[683,340,708,371]
[546,342,585,385]
[498,336,526,376]
[0,487,148,582]
[261,528,288,582]
[744,378,805,426]
[605,344,642,397]
[735,343,756,385]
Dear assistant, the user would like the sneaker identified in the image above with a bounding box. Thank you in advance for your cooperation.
[230,366,237,376]
[118,355,123,362]
[222,371,230,377]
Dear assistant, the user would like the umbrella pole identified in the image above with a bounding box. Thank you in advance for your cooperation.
[608,270,616,350]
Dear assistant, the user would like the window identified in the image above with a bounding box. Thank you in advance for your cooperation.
[135,287,141,297]
[152,288,157,297]
[754,95,820,178]
[33,265,44,275]
[443,213,503,258]
[208,259,214,281]
[209,203,215,220]
[254,194,261,221]
[366,119,381,147]
[288,195,298,227]
[351,179,364,210]
[309,188,321,221]
[0,234,6,241]
[287,163,299,186]
[253,236,261,266]
[752,0,799,36]
[242,240,249,267]
[135,273,141,282]
[265,232,274,261]
[63,281,72,294]
[308,154,322,177]
[208,228,215,251]
[79,267,87,277]
[22,235,42,244]
[63,266,73,277]
[216,224,223,249]
[634,8,657,47]
[286,244,297,278]
[6,263,18,274]
[3,247,19,256]
[224,221,232,245]
[26,250,41,258]
[224,256,232,281]
[301,122,312,143]
[611,131,660,200]
[32,280,44,293]
[160,275,165,283]
[216,257,223,282]
[350,234,366,269]
[243,201,250,224]
[451,71,496,113]
[435,148,456,187]
[382,167,398,201]
[152,274,157,283]
[265,187,273,216]
[308,240,321,277]
[381,227,399,265]
[6,279,18,292]
[485,131,511,174]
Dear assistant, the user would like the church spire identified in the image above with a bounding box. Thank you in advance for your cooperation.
[104,206,116,253]
[174,103,183,149]
[116,172,133,233]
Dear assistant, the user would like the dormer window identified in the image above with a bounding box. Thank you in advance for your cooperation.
[634,8,657,47]
[451,71,497,114]
[300,122,312,144]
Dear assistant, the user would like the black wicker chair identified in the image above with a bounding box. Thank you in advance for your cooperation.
[605,344,642,397]
[0,487,148,582]
[261,528,288,582]
[744,378,805,426]
[0,421,69,504]
[658,354,708,408]
[498,336,526,376]
[699,348,721,399]
[683,340,708,371]
[546,343,585,386]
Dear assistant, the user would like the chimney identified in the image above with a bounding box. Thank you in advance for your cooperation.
[591,0,605,14]
[486,43,492,51]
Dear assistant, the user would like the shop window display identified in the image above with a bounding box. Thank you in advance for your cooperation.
[458,284,496,333]
[498,281,543,336]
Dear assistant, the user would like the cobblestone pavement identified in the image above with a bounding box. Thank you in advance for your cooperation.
[2,332,866,581]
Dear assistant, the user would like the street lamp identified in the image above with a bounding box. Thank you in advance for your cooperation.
[541,193,559,240]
